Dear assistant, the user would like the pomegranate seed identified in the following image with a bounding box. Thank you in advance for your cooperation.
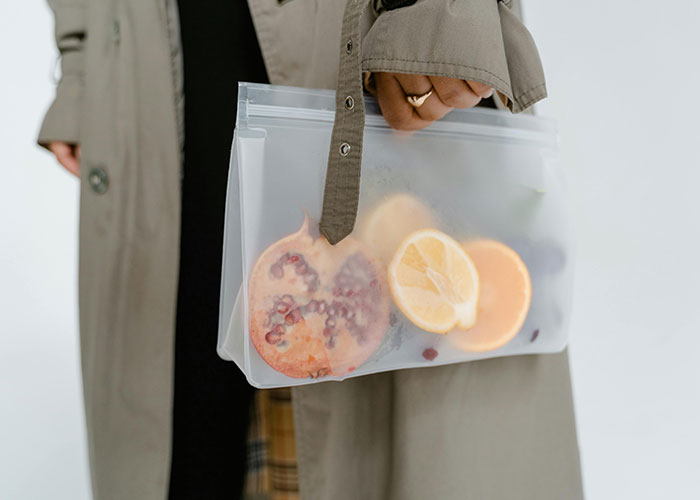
[530,329,540,342]
[276,303,290,315]
[270,264,283,279]
[285,308,303,325]
[289,255,300,264]
[422,348,438,361]
[265,331,282,344]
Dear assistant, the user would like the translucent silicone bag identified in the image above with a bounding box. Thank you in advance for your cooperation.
[218,83,573,388]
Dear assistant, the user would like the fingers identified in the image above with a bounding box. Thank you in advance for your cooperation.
[429,76,494,109]
[429,76,479,109]
[375,73,432,131]
[395,74,453,122]
[49,141,80,177]
[466,80,494,100]
[374,73,495,131]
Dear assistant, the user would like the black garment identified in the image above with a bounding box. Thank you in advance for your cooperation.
[169,2,268,498]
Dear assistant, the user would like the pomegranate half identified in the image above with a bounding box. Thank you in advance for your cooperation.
[247,216,390,379]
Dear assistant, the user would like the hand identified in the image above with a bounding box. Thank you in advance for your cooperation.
[373,73,494,131]
[48,141,81,177]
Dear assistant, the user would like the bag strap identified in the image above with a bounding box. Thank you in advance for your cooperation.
[319,0,367,245]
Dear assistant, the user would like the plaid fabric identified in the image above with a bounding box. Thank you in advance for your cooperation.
[244,388,299,500]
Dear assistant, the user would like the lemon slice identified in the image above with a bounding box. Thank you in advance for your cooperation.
[389,229,479,334]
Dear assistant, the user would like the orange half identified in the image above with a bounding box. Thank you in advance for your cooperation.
[448,239,531,351]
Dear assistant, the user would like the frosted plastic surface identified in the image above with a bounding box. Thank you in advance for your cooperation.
[218,83,574,388]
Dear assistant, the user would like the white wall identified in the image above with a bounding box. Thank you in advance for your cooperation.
[1,1,698,499]
[0,3,90,500]
[526,2,700,499]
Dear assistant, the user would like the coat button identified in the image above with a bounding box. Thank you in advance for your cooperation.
[88,167,109,194]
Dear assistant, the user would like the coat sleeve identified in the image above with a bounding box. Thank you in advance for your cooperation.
[38,0,87,149]
[361,0,546,113]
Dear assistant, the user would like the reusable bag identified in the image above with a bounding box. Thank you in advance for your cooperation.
[217,82,573,388]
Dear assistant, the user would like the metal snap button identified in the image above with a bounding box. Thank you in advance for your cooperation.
[345,39,353,54]
[339,142,351,157]
[344,95,355,111]
[88,167,109,194]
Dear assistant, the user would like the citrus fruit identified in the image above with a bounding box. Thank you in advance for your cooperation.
[388,229,480,334]
[448,239,531,352]
[356,193,437,264]
[248,216,390,378]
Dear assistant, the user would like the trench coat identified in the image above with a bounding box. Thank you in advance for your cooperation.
[39,0,583,498]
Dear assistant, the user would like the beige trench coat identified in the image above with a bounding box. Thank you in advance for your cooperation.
[39,0,583,498]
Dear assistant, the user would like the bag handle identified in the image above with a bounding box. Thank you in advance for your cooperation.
[318,0,367,245]
[319,0,543,244]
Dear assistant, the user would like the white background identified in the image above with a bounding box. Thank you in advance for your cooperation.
[1,1,699,499]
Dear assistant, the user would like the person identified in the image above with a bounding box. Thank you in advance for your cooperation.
[40,0,583,499]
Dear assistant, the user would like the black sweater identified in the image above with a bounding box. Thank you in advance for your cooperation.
[169,2,268,499]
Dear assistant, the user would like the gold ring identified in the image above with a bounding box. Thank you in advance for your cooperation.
[406,88,434,108]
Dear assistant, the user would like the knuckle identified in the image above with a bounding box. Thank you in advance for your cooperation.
[468,81,493,98]
[439,89,465,107]
[419,109,442,122]
[395,118,420,131]
[463,96,482,109]
[454,92,481,109]
[384,112,414,130]
[418,105,448,122]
